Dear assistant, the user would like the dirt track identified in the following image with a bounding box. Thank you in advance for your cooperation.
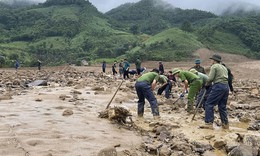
[0,48,259,155]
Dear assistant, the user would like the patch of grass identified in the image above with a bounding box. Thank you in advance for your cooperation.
[127,28,203,61]
[203,31,251,55]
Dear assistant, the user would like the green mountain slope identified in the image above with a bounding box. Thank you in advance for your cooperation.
[106,0,217,35]
[0,0,140,66]
[125,28,203,61]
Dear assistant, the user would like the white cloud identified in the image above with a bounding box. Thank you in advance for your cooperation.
[89,0,260,14]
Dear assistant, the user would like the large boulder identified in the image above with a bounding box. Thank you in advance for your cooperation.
[228,145,256,156]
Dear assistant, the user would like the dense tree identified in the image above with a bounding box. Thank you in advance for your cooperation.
[181,21,193,32]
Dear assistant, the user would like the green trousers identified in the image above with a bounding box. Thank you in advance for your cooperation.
[187,79,202,111]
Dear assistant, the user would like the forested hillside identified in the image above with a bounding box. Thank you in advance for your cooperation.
[106,0,217,35]
[0,0,259,67]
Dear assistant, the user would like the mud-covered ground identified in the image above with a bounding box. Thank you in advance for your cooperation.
[0,49,259,156]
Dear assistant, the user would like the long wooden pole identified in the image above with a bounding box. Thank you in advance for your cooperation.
[106,80,124,109]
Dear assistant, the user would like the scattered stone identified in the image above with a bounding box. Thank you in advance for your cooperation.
[204,135,215,140]
[68,99,77,102]
[35,98,42,102]
[149,122,159,127]
[27,80,48,87]
[159,145,171,156]
[158,131,171,141]
[59,94,71,100]
[239,113,251,122]
[97,147,117,156]
[0,95,13,100]
[228,145,254,156]
[171,141,192,155]
[255,113,260,120]
[154,126,168,135]
[13,79,21,85]
[247,121,260,131]
[145,143,158,155]
[192,141,213,153]
[251,88,259,95]
[243,134,260,148]
[71,90,82,94]
[62,109,73,116]
[92,86,105,91]
[203,151,217,156]
[213,140,227,149]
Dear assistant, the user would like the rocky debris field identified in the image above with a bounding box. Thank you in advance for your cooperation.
[0,57,259,156]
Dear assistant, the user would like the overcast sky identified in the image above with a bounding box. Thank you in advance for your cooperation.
[88,0,260,14]
[2,0,260,15]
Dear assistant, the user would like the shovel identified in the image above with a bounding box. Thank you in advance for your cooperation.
[105,80,124,109]
[191,89,207,121]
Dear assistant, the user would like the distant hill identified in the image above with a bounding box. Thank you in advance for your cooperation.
[0,0,139,66]
[106,0,217,35]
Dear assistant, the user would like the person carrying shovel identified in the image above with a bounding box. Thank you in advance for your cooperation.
[135,68,161,119]
[172,68,202,113]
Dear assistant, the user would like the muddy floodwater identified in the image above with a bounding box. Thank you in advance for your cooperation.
[0,49,259,155]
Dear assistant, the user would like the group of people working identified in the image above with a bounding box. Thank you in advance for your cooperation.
[134,54,233,130]
[102,58,131,79]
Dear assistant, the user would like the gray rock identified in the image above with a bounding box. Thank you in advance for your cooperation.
[226,144,238,153]
[203,151,218,156]
[97,147,117,156]
[171,141,192,155]
[239,113,251,122]
[247,121,260,131]
[243,134,260,148]
[155,126,168,135]
[213,140,227,149]
[62,109,73,116]
[159,145,171,156]
[228,145,253,156]
[192,141,213,154]
[158,131,171,141]
[145,143,158,155]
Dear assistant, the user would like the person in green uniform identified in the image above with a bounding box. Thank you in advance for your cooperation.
[135,58,142,76]
[157,75,172,99]
[135,68,160,118]
[189,68,211,109]
[172,68,202,113]
[190,59,206,74]
[200,54,229,130]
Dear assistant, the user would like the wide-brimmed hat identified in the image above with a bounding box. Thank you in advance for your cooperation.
[189,68,198,74]
[172,68,180,75]
[151,68,159,73]
[195,59,201,64]
[210,54,222,62]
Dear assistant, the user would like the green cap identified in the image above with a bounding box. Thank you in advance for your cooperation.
[172,68,180,75]
[189,68,198,74]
